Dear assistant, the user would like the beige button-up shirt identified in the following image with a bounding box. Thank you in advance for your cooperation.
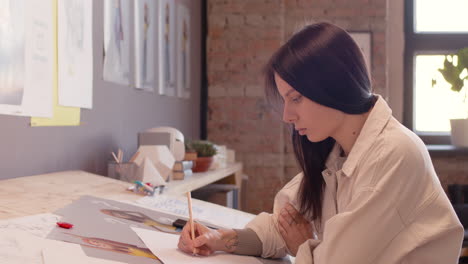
[246,96,463,263]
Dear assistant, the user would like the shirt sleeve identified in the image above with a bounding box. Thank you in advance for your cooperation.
[233,228,263,256]
[245,173,304,258]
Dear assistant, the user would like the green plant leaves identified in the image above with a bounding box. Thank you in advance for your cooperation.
[186,140,217,157]
[437,46,468,93]
[439,56,465,92]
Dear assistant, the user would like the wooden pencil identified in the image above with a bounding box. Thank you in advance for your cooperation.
[186,192,196,255]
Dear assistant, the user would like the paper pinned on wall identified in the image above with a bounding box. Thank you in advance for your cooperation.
[176,3,191,99]
[103,0,131,86]
[0,0,54,118]
[134,0,156,91]
[158,0,176,96]
[30,87,81,126]
[57,0,94,109]
[132,227,263,264]
[30,0,81,127]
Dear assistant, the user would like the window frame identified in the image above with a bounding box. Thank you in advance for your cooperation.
[404,0,468,145]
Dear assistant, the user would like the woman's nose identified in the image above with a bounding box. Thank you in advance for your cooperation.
[282,108,296,124]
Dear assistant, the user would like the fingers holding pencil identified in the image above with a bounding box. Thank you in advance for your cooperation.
[186,192,196,255]
[178,221,215,256]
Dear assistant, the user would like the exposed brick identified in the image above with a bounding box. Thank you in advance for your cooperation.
[245,14,264,27]
[207,0,392,214]
[209,14,227,28]
[245,84,265,97]
[208,85,228,98]
[225,14,244,27]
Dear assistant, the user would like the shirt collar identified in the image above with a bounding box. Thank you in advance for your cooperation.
[335,95,392,177]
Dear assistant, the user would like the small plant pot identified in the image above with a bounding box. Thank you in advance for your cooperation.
[450,118,468,147]
[192,156,214,172]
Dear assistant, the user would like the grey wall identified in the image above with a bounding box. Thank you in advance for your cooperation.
[0,0,201,179]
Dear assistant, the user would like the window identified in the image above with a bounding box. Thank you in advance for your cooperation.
[405,0,468,145]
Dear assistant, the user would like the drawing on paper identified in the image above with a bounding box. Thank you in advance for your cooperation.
[0,0,25,105]
[158,0,176,96]
[47,196,180,264]
[134,0,156,91]
[64,233,159,260]
[176,4,191,98]
[103,0,131,85]
[101,209,180,234]
[64,0,84,76]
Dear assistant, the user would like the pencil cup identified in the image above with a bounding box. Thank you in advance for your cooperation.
[108,162,138,182]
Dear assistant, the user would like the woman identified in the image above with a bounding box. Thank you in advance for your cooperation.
[178,22,464,263]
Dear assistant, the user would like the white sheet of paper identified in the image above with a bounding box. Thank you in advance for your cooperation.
[58,0,94,109]
[0,0,54,117]
[0,229,126,264]
[0,213,59,238]
[0,230,44,264]
[137,194,255,229]
[103,0,131,86]
[134,0,156,91]
[176,3,190,99]
[132,227,263,264]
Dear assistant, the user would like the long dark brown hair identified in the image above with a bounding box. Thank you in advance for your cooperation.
[264,23,375,222]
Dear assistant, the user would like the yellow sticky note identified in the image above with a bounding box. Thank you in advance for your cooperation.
[30,0,80,127]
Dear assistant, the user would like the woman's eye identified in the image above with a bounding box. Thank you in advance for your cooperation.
[291,95,302,103]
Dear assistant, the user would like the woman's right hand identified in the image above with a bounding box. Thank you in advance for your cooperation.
[177,222,223,256]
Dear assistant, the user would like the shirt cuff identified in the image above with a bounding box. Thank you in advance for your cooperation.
[233,228,263,256]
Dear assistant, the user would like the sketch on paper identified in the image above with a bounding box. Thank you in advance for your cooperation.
[48,196,182,264]
[176,4,190,99]
[62,233,159,261]
[0,0,25,105]
[158,0,176,96]
[103,0,131,86]
[0,0,54,118]
[134,0,156,91]
[58,0,93,109]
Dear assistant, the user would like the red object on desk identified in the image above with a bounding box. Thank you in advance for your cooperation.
[56,222,74,229]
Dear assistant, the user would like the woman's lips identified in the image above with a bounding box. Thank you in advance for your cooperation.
[297,128,307,135]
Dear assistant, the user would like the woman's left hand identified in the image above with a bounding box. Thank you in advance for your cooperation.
[277,203,314,256]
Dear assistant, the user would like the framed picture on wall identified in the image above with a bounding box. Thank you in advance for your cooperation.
[349,32,372,76]
[176,3,190,99]
[158,0,176,96]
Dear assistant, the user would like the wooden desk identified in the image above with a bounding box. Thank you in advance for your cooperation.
[0,171,138,220]
[0,163,243,220]
[165,163,243,194]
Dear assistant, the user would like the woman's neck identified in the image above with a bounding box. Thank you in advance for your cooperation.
[332,110,372,156]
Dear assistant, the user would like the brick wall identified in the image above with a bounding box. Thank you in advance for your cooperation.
[207,0,286,214]
[206,0,466,214]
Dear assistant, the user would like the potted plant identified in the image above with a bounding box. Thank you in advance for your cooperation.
[187,140,217,172]
[184,141,198,161]
[433,47,468,147]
